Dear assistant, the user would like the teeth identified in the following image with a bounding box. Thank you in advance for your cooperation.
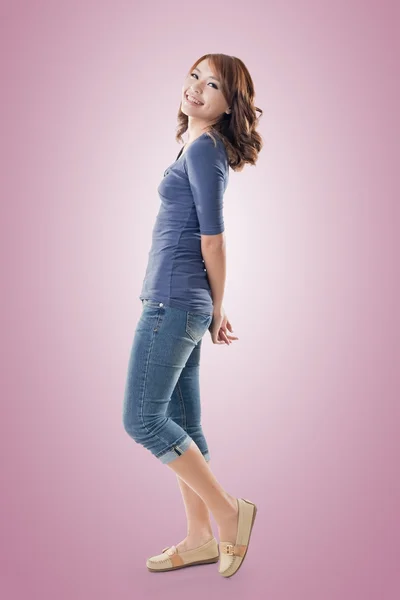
[186,94,202,105]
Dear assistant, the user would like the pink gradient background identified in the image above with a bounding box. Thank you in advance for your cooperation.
[1,1,399,598]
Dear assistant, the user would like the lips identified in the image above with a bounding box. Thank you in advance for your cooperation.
[185,92,204,106]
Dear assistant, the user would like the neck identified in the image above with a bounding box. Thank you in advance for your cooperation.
[186,122,211,144]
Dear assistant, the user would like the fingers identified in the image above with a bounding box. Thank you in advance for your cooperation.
[212,333,225,344]
[210,329,227,344]
[217,329,239,345]
[219,330,231,345]
[209,323,239,345]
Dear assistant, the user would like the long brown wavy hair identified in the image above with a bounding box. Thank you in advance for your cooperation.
[176,53,263,172]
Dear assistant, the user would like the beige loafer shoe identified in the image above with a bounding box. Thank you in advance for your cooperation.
[146,537,219,572]
[218,497,257,578]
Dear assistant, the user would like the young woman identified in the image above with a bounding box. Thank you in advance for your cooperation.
[123,53,263,578]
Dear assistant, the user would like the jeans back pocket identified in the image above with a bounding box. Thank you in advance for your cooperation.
[185,312,213,344]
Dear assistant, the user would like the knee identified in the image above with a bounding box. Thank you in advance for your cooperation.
[122,411,144,443]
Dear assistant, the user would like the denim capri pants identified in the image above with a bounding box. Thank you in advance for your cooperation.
[122,299,213,464]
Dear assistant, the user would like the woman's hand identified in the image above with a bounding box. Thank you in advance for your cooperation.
[209,306,239,345]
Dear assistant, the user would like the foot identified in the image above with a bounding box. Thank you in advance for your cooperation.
[217,497,239,544]
[175,533,215,553]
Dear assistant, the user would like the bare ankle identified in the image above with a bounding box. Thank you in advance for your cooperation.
[213,495,238,526]
[225,494,238,515]
[187,527,213,539]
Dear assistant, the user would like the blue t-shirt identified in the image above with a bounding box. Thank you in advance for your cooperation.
[139,132,229,315]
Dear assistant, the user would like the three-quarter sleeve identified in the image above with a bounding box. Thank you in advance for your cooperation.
[184,136,227,235]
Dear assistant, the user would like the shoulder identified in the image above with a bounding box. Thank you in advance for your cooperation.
[184,133,228,172]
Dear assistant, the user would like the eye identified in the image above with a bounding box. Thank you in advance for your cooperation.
[190,73,218,89]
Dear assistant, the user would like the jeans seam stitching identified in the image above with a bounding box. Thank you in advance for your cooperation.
[138,315,171,449]
[185,313,197,343]
[176,380,187,431]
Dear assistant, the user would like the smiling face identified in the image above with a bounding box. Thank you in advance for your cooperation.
[181,58,231,127]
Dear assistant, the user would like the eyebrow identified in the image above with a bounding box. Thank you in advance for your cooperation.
[193,67,220,83]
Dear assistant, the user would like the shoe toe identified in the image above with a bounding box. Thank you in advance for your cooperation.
[146,545,177,570]
[146,539,219,572]
[218,546,241,574]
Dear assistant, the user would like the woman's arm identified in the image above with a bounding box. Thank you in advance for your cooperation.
[201,233,226,312]
[184,135,228,315]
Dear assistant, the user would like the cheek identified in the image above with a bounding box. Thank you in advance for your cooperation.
[207,94,224,112]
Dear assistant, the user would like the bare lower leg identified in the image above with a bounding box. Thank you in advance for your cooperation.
[166,441,239,544]
[174,471,214,551]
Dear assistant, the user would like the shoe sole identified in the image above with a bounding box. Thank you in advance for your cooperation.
[147,555,220,572]
[220,498,258,578]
